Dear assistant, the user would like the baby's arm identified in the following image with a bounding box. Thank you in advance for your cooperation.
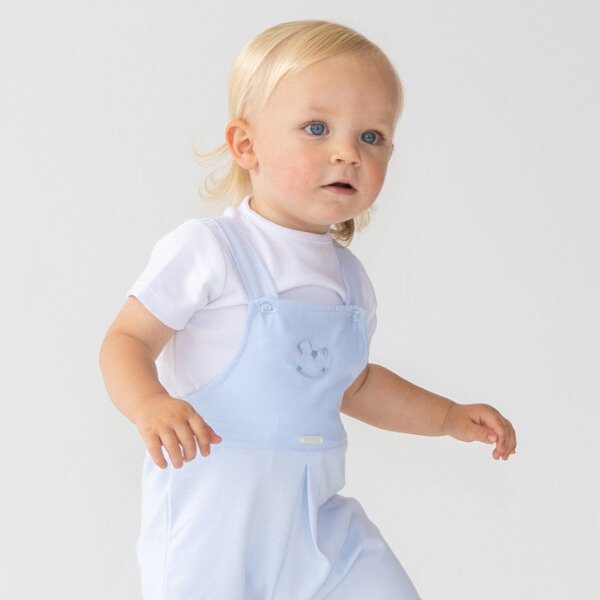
[99,297,221,469]
[341,364,516,460]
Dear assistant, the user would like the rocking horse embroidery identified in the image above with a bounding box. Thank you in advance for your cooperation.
[296,339,329,378]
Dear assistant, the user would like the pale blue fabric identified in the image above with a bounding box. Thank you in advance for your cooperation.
[138,214,420,599]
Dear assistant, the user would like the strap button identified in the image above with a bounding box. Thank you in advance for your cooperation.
[349,310,360,322]
[260,302,274,314]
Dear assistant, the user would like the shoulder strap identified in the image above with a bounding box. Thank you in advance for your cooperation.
[206,216,278,301]
[334,246,365,308]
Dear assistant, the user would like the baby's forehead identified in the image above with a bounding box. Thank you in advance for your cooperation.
[280,54,399,109]
[243,49,402,125]
[294,51,396,84]
[282,53,396,92]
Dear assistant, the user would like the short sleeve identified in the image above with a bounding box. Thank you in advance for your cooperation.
[128,219,227,330]
[355,261,378,343]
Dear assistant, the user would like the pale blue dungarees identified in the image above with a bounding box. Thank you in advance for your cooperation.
[138,215,420,599]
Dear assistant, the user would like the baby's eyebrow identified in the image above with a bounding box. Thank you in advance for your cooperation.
[299,104,331,115]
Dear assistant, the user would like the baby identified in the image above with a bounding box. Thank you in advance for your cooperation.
[100,20,516,599]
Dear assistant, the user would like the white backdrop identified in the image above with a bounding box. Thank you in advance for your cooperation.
[1,1,599,598]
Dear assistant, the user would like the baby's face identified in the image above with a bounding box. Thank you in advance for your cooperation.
[247,52,399,234]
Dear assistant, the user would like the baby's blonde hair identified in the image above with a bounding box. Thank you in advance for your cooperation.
[195,20,403,245]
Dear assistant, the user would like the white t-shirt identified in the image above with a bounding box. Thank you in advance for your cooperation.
[129,197,377,398]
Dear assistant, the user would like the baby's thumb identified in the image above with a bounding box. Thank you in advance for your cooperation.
[466,422,497,445]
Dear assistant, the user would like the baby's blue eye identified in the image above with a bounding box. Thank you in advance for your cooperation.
[305,122,328,136]
[361,131,380,144]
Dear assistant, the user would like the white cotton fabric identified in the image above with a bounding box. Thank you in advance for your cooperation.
[129,197,377,398]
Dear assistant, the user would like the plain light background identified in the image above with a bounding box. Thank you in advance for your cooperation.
[1,1,598,598]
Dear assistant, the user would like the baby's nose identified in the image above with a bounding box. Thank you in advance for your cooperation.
[330,141,361,167]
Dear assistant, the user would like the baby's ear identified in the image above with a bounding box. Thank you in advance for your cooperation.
[225,120,258,170]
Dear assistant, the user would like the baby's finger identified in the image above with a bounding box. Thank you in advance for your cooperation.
[493,419,516,460]
[174,424,198,463]
[189,413,221,457]
[160,430,185,469]
[502,420,517,459]
[145,434,169,469]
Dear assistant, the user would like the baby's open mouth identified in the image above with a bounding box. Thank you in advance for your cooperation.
[326,182,355,190]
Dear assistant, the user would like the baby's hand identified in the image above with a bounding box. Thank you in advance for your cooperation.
[134,394,222,469]
[443,403,516,460]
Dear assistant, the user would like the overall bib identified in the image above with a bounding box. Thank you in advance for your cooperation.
[138,215,420,599]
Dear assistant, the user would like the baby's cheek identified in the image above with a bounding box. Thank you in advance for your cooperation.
[278,161,313,193]
[368,164,389,195]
